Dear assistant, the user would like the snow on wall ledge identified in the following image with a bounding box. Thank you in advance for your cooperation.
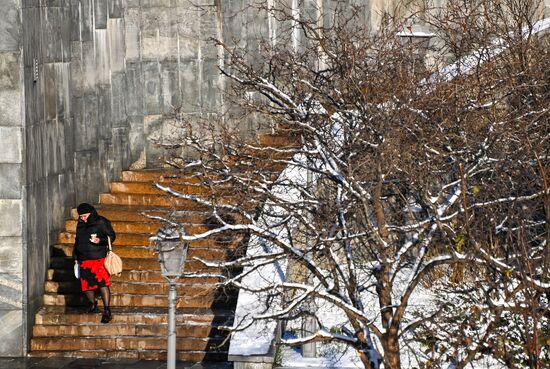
[424,17,550,86]
[228,157,308,359]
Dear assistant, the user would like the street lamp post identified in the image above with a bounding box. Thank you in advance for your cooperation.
[154,226,189,369]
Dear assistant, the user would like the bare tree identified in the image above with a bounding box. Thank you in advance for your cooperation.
[156,1,550,368]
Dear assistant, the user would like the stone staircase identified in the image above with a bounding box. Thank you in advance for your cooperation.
[29,130,300,362]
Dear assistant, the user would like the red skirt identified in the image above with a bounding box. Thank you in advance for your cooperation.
[79,258,111,291]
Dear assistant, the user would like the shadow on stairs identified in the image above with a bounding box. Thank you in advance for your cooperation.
[29,130,301,364]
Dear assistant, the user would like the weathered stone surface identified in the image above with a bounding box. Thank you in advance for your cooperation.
[43,119,67,175]
[0,164,22,198]
[0,238,22,275]
[109,0,126,18]
[21,7,40,67]
[111,72,127,127]
[108,18,126,73]
[40,0,70,7]
[221,0,245,44]
[143,114,164,165]
[0,0,20,51]
[125,63,144,116]
[124,8,141,61]
[73,150,101,204]
[233,361,273,369]
[141,0,171,8]
[79,40,97,90]
[0,127,22,164]
[0,90,21,126]
[25,124,46,179]
[93,29,110,85]
[46,174,71,235]
[76,0,94,42]
[73,93,99,151]
[62,118,75,171]
[179,59,199,112]
[0,200,22,237]
[43,63,58,121]
[128,115,145,166]
[111,126,131,176]
[0,309,24,356]
[143,62,162,114]
[160,61,180,113]
[201,58,222,112]
[141,9,173,60]
[69,0,81,41]
[41,6,71,63]
[94,0,108,29]
[0,52,20,90]
[55,62,71,120]
[0,274,23,309]
[97,85,113,139]
[23,65,40,124]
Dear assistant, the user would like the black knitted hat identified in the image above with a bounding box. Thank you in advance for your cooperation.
[77,203,95,215]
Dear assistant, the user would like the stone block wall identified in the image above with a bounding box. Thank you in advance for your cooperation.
[0,0,25,356]
[125,0,226,165]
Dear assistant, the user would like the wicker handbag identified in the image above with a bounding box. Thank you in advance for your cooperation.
[104,236,123,276]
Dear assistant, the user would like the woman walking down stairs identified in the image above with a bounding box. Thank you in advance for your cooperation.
[29,131,301,362]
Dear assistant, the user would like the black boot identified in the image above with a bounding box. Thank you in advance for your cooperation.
[101,307,112,323]
[87,299,99,314]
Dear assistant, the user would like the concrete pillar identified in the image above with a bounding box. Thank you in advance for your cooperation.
[234,361,273,369]
[0,0,25,356]
[301,315,318,358]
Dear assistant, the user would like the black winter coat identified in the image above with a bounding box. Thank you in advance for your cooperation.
[73,209,116,262]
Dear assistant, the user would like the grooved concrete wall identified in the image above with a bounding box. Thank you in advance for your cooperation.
[21,0,132,357]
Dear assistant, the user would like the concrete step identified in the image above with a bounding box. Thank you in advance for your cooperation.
[49,257,223,274]
[47,269,224,284]
[51,244,235,261]
[50,256,160,270]
[121,170,209,183]
[32,323,225,338]
[120,168,280,185]
[110,182,233,196]
[70,206,241,226]
[56,231,243,247]
[42,288,237,308]
[34,306,234,326]
[65,219,161,234]
[99,193,213,208]
[223,154,289,172]
[64,219,221,235]
[47,266,226,284]
[44,280,223,295]
[99,192,257,209]
[70,205,178,222]
[30,335,228,352]
[29,349,228,362]
[258,132,301,148]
